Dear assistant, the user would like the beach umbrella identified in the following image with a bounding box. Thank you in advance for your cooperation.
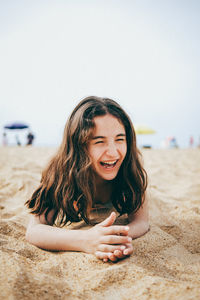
[134,124,156,135]
[4,122,29,130]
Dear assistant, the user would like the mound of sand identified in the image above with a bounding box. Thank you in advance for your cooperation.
[0,147,200,299]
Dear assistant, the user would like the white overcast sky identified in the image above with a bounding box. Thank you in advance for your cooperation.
[0,0,199,147]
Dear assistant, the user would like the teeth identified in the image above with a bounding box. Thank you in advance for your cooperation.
[105,161,116,165]
[100,160,118,167]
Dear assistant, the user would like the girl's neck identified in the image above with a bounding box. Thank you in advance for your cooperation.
[96,177,111,189]
[93,174,114,205]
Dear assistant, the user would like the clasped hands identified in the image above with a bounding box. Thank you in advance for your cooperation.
[86,212,133,262]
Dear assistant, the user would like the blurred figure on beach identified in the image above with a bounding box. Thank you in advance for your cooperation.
[170,137,178,148]
[161,136,179,149]
[15,135,21,146]
[26,132,35,146]
[2,132,8,146]
[189,136,194,147]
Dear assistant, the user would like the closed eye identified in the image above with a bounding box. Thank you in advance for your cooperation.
[94,140,104,144]
[116,138,125,142]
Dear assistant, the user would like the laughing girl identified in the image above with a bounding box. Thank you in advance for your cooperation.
[25,96,149,262]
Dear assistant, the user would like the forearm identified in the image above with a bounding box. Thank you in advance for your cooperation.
[26,224,87,252]
[127,220,150,239]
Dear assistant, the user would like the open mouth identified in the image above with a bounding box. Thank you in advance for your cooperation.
[100,160,118,169]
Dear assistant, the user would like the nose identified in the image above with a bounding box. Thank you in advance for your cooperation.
[105,142,118,157]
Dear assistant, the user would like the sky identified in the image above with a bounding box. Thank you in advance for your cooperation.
[0,0,199,148]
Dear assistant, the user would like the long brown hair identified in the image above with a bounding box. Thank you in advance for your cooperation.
[25,96,147,226]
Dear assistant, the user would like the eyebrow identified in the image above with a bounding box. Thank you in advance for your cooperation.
[92,133,126,140]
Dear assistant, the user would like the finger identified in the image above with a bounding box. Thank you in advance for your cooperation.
[102,235,132,245]
[98,212,116,227]
[95,251,119,262]
[104,225,129,236]
[118,230,130,236]
[122,243,133,256]
[95,251,113,261]
[97,244,126,253]
[113,250,125,259]
[113,244,133,259]
[108,252,118,262]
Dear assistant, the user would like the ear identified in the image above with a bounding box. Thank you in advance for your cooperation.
[98,212,116,227]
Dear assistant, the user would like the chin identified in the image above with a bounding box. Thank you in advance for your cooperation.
[99,172,118,181]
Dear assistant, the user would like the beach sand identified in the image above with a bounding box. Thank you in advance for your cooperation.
[0,147,200,300]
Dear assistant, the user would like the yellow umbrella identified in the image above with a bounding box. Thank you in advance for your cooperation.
[134,124,156,135]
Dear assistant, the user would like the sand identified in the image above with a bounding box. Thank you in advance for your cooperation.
[0,146,200,300]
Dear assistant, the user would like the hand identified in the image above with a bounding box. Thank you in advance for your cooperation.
[95,213,133,262]
[84,212,132,262]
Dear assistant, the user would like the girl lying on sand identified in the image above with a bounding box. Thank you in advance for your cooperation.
[25,96,149,262]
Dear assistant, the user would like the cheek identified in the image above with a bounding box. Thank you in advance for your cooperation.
[120,144,127,158]
[88,148,100,163]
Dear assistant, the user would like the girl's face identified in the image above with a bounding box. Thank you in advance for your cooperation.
[88,114,127,182]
